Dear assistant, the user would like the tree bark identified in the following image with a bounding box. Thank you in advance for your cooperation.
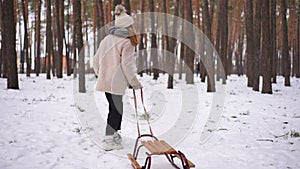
[178,0,186,80]
[245,0,254,87]
[108,0,112,23]
[215,1,221,81]
[46,0,52,79]
[199,1,206,83]
[167,0,179,89]
[66,0,71,76]
[52,4,57,77]
[22,0,30,76]
[297,0,300,78]
[271,0,277,82]
[203,0,215,92]
[96,0,105,45]
[185,0,195,84]
[253,0,262,91]
[74,0,86,93]
[281,0,290,86]
[124,0,131,15]
[261,0,272,94]
[149,0,159,80]
[138,0,145,77]
[54,0,62,78]
[237,33,244,76]
[3,0,19,89]
[72,0,77,78]
[0,0,2,77]
[220,0,228,84]
[55,0,64,78]
[289,1,296,77]
[35,0,41,76]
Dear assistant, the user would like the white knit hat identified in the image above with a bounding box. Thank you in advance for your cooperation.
[114,5,134,28]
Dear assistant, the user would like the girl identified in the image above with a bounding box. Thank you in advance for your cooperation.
[93,5,142,151]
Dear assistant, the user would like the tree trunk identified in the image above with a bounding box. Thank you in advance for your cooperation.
[253,0,262,91]
[215,0,222,81]
[237,33,244,76]
[138,0,145,77]
[124,0,131,15]
[74,0,86,93]
[96,0,105,45]
[72,0,77,78]
[3,0,19,89]
[209,0,215,35]
[35,0,41,76]
[203,0,215,92]
[22,0,30,76]
[52,4,57,77]
[271,0,277,82]
[281,0,290,86]
[227,0,236,76]
[289,1,296,77]
[46,0,52,79]
[178,0,186,80]
[167,0,179,89]
[0,0,2,77]
[220,0,228,84]
[66,0,71,76]
[18,3,24,75]
[185,0,195,84]
[164,0,171,88]
[261,0,272,94]
[149,0,159,80]
[297,0,300,78]
[245,0,254,87]
[55,0,64,78]
[200,1,207,83]
[108,0,112,23]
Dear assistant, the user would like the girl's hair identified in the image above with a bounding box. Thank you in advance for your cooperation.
[127,26,138,46]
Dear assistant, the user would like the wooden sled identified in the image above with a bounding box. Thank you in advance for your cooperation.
[128,89,195,169]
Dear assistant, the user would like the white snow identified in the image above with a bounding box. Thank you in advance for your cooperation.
[0,74,300,169]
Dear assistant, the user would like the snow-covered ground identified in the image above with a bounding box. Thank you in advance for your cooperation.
[0,74,299,169]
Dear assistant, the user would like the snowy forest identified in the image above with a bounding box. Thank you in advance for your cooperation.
[0,0,300,169]
[0,0,299,93]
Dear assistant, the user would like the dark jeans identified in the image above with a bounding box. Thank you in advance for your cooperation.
[105,92,123,136]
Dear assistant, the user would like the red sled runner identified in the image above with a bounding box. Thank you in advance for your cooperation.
[128,89,195,169]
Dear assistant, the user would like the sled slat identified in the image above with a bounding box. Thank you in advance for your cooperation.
[174,153,195,168]
[127,154,141,169]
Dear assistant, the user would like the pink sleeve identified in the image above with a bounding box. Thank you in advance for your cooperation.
[121,41,142,89]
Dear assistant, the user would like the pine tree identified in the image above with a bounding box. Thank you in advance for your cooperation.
[245,0,254,87]
[0,0,2,77]
[55,0,64,78]
[35,0,41,76]
[271,0,277,82]
[281,0,290,86]
[21,0,30,76]
[203,0,215,92]
[3,0,19,89]
[74,0,86,93]
[253,0,262,91]
[261,0,272,94]
[46,0,52,79]
[149,0,159,80]
[185,0,195,84]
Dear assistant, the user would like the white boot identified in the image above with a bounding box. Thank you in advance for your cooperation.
[102,135,123,151]
[113,132,122,144]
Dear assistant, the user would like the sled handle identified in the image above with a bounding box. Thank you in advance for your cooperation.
[133,89,153,137]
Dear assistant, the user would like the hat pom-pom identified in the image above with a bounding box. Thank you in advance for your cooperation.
[115,5,127,16]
